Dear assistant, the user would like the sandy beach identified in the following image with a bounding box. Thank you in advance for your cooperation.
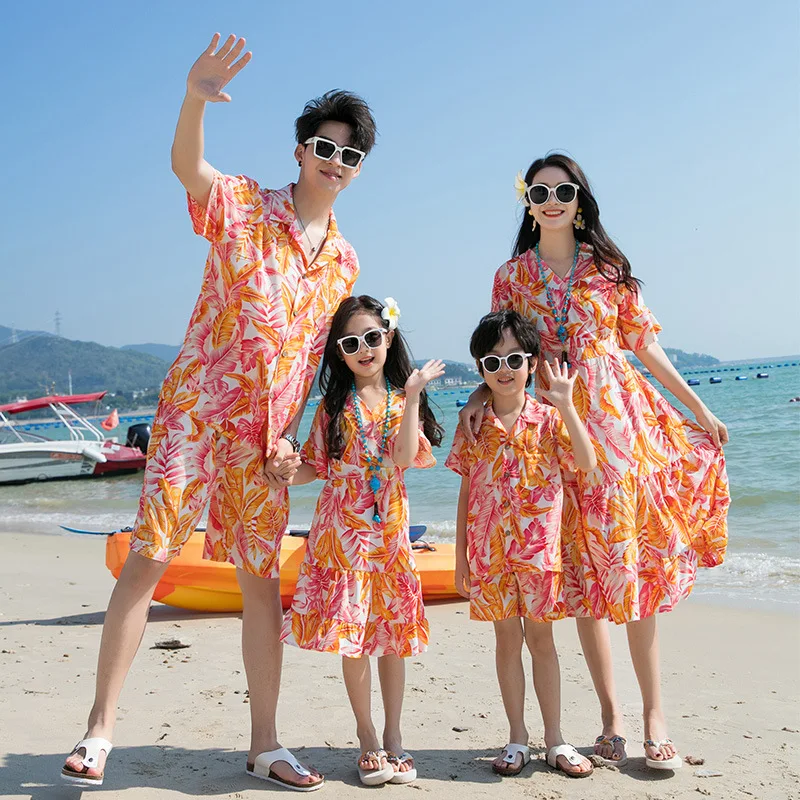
[1,531,798,800]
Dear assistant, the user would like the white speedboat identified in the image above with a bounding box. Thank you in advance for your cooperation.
[0,392,147,485]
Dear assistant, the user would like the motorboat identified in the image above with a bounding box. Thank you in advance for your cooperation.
[0,391,147,485]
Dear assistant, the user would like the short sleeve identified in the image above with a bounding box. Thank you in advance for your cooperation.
[412,426,437,470]
[445,426,475,477]
[548,408,576,474]
[491,266,510,312]
[301,404,330,480]
[187,171,261,243]
[616,284,662,352]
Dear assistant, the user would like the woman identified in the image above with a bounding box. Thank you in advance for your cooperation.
[459,153,729,770]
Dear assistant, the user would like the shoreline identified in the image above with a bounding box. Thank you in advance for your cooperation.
[1,530,799,799]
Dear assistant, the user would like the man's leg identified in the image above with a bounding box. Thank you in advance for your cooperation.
[237,570,321,787]
[63,404,216,779]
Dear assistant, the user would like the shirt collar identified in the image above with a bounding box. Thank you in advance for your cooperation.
[485,393,546,436]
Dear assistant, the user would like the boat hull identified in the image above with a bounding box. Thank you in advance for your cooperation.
[0,443,100,484]
[106,531,460,612]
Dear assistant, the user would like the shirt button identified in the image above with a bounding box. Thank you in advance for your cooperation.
[281,350,289,358]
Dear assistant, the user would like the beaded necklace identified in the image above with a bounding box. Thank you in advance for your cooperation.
[351,376,393,525]
[535,240,581,366]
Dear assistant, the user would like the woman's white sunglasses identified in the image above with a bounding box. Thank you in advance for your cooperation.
[479,352,532,373]
[304,136,366,169]
[526,182,579,206]
[337,328,388,356]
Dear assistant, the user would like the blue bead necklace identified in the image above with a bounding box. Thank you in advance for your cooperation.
[535,240,581,366]
[351,377,393,525]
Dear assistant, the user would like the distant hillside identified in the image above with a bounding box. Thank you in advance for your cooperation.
[122,343,180,364]
[0,336,169,400]
[627,347,719,370]
[0,324,52,348]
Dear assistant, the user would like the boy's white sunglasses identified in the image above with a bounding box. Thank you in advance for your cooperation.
[337,328,388,356]
[304,136,365,169]
[479,352,532,373]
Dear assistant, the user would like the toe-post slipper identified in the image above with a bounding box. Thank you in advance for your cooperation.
[644,738,682,770]
[61,737,114,786]
[594,734,628,767]
[387,751,417,784]
[358,749,395,786]
[247,747,324,792]
[546,743,594,778]
[492,743,531,776]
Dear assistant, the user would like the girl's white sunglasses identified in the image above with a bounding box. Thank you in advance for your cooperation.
[337,328,388,356]
[304,136,365,169]
[479,352,532,373]
[526,182,579,206]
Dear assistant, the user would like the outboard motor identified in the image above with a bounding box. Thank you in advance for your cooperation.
[126,422,151,455]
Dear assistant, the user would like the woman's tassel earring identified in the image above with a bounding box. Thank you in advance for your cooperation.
[573,207,586,230]
[529,206,536,231]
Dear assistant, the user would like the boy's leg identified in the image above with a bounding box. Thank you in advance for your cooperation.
[342,655,388,772]
[523,619,591,775]
[63,405,218,779]
[626,615,676,762]
[378,655,410,771]
[492,617,528,773]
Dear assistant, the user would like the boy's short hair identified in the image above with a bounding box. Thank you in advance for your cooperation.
[295,90,377,154]
[469,310,540,388]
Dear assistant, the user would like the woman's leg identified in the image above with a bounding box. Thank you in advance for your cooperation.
[523,620,591,775]
[626,615,677,762]
[378,655,412,773]
[342,655,387,771]
[492,618,528,773]
[576,616,627,761]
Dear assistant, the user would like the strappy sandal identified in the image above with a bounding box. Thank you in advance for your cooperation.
[594,734,628,767]
[644,738,682,770]
[61,738,113,786]
[546,744,594,778]
[492,743,531,776]
[387,751,417,784]
[246,747,324,792]
[357,749,395,786]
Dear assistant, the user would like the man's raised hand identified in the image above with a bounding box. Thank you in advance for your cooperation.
[187,33,252,103]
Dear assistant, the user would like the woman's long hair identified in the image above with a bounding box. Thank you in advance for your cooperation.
[320,295,444,460]
[513,152,640,290]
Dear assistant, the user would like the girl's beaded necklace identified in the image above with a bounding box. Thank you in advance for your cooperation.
[535,240,581,366]
[351,376,393,525]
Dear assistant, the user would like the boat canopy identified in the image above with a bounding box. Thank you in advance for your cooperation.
[0,392,107,415]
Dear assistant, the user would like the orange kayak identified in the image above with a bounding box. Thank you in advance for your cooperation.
[106,531,460,613]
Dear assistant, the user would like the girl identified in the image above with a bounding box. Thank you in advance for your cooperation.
[280,295,444,786]
[447,310,597,779]
[459,154,730,770]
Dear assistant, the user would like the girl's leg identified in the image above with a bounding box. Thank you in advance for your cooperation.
[523,620,591,775]
[342,655,387,772]
[378,655,412,774]
[492,618,528,773]
[626,615,677,762]
[576,617,627,762]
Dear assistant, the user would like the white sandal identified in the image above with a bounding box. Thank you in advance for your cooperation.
[61,737,113,786]
[644,738,682,770]
[492,743,531,776]
[357,749,395,786]
[546,743,594,778]
[388,751,418,784]
[247,747,324,792]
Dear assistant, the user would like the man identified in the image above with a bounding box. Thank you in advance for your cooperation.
[62,33,376,791]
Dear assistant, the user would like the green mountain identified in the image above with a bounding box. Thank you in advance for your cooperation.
[0,336,169,402]
[122,343,181,364]
[626,347,720,370]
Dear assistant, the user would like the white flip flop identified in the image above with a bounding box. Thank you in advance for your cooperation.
[247,747,324,792]
[492,743,531,775]
[358,749,395,786]
[546,743,594,778]
[644,738,682,770]
[388,751,417,784]
[61,737,113,786]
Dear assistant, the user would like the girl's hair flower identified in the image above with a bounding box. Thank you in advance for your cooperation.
[381,297,401,331]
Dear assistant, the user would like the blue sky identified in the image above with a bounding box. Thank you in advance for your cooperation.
[1,0,798,362]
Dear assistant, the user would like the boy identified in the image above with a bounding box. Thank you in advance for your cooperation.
[446,310,596,779]
[62,33,376,791]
